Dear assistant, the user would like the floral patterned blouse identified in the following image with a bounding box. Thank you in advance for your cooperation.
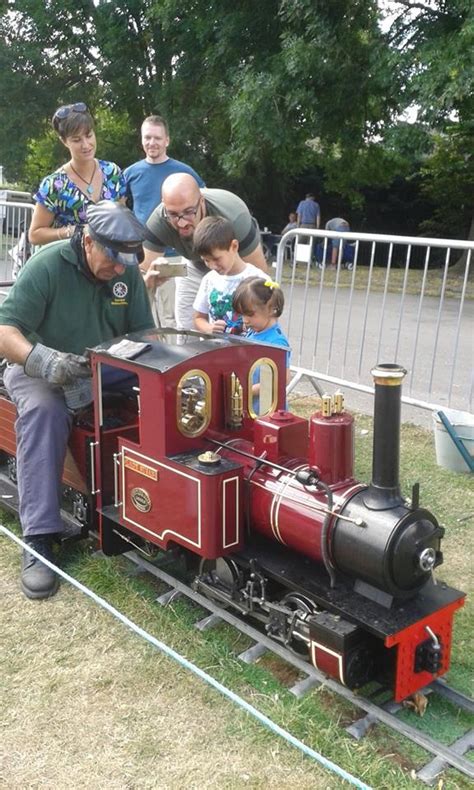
[33,159,126,227]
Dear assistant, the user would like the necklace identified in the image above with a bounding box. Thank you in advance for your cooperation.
[69,160,97,195]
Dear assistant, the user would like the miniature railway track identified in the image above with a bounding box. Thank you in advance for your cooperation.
[1,465,472,784]
[124,549,474,785]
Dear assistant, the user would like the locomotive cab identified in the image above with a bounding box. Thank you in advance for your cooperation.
[88,328,292,560]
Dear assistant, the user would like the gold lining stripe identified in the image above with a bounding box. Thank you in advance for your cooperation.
[311,641,346,686]
[269,463,306,544]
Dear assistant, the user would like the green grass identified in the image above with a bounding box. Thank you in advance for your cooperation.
[281,261,474,300]
[1,407,473,788]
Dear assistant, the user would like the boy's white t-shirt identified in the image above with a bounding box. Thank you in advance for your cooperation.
[193,263,265,334]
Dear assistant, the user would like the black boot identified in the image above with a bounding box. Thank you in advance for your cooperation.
[21,534,59,599]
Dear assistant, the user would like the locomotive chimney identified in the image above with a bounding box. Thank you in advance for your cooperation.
[364,363,407,510]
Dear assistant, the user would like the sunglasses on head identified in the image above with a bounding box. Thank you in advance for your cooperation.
[53,102,88,121]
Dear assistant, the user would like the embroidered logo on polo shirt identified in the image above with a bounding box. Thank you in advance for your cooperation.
[113,282,128,299]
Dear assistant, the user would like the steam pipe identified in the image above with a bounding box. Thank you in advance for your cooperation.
[363,364,407,510]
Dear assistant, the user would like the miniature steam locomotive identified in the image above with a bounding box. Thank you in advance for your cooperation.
[0,329,465,702]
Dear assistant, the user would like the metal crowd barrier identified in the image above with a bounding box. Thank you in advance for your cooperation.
[1,201,472,414]
[0,196,34,288]
[274,229,473,413]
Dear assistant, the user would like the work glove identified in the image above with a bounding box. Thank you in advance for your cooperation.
[24,343,91,385]
[63,378,94,412]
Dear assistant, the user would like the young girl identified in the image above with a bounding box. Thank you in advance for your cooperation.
[233,277,291,411]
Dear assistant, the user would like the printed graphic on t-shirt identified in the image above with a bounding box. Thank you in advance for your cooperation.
[209,289,243,334]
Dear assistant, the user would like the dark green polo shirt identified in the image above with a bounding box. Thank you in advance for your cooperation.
[0,240,153,355]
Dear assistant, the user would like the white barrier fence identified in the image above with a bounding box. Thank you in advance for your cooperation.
[1,199,473,414]
[274,229,473,413]
[0,197,34,286]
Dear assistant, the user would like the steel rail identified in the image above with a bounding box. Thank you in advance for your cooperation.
[286,365,457,413]
[124,549,474,780]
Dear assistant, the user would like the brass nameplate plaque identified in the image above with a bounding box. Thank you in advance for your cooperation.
[124,457,158,481]
[130,487,152,513]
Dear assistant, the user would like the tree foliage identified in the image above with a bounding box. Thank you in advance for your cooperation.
[387,0,473,245]
[0,1,472,237]
[420,124,474,240]
[387,0,473,125]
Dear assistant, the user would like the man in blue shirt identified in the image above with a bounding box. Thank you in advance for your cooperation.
[124,116,205,327]
[296,193,320,229]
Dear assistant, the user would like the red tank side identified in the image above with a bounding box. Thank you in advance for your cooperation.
[253,410,308,463]
[248,465,328,559]
[308,412,354,485]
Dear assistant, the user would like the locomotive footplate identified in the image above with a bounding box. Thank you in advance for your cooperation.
[237,536,465,640]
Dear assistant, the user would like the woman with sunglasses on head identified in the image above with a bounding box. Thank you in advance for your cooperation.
[28,102,126,246]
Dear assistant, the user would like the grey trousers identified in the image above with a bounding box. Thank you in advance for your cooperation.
[153,277,177,329]
[4,364,72,537]
[175,261,205,330]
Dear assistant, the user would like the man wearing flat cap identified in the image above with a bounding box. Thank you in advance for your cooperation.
[0,200,153,600]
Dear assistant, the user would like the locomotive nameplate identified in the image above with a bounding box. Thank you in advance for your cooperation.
[124,457,158,481]
[130,487,152,513]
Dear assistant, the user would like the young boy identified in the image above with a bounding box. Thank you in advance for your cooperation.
[192,216,265,334]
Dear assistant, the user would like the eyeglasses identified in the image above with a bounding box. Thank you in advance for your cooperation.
[164,199,201,224]
[53,102,88,121]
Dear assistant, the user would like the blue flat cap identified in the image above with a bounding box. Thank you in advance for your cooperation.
[86,200,146,266]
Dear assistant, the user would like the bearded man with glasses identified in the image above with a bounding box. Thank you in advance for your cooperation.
[141,173,268,330]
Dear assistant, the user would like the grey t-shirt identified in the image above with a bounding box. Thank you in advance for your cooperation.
[144,188,260,272]
[325,218,350,232]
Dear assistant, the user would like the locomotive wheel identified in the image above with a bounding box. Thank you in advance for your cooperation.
[198,557,240,604]
[280,592,316,659]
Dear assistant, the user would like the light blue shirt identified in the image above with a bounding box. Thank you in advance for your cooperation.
[296,198,320,225]
[124,158,205,225]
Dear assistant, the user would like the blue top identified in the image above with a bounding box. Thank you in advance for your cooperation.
[246,323,291,366]
[33,160,126,227]
[296,198,320,225]
[124,157,205,225]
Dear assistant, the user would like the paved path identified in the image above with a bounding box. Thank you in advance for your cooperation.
[281,282,473,427]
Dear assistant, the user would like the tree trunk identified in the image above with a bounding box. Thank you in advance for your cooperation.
[450,212,474,278]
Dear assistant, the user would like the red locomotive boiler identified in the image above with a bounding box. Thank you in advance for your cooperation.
[0,329,465,702]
